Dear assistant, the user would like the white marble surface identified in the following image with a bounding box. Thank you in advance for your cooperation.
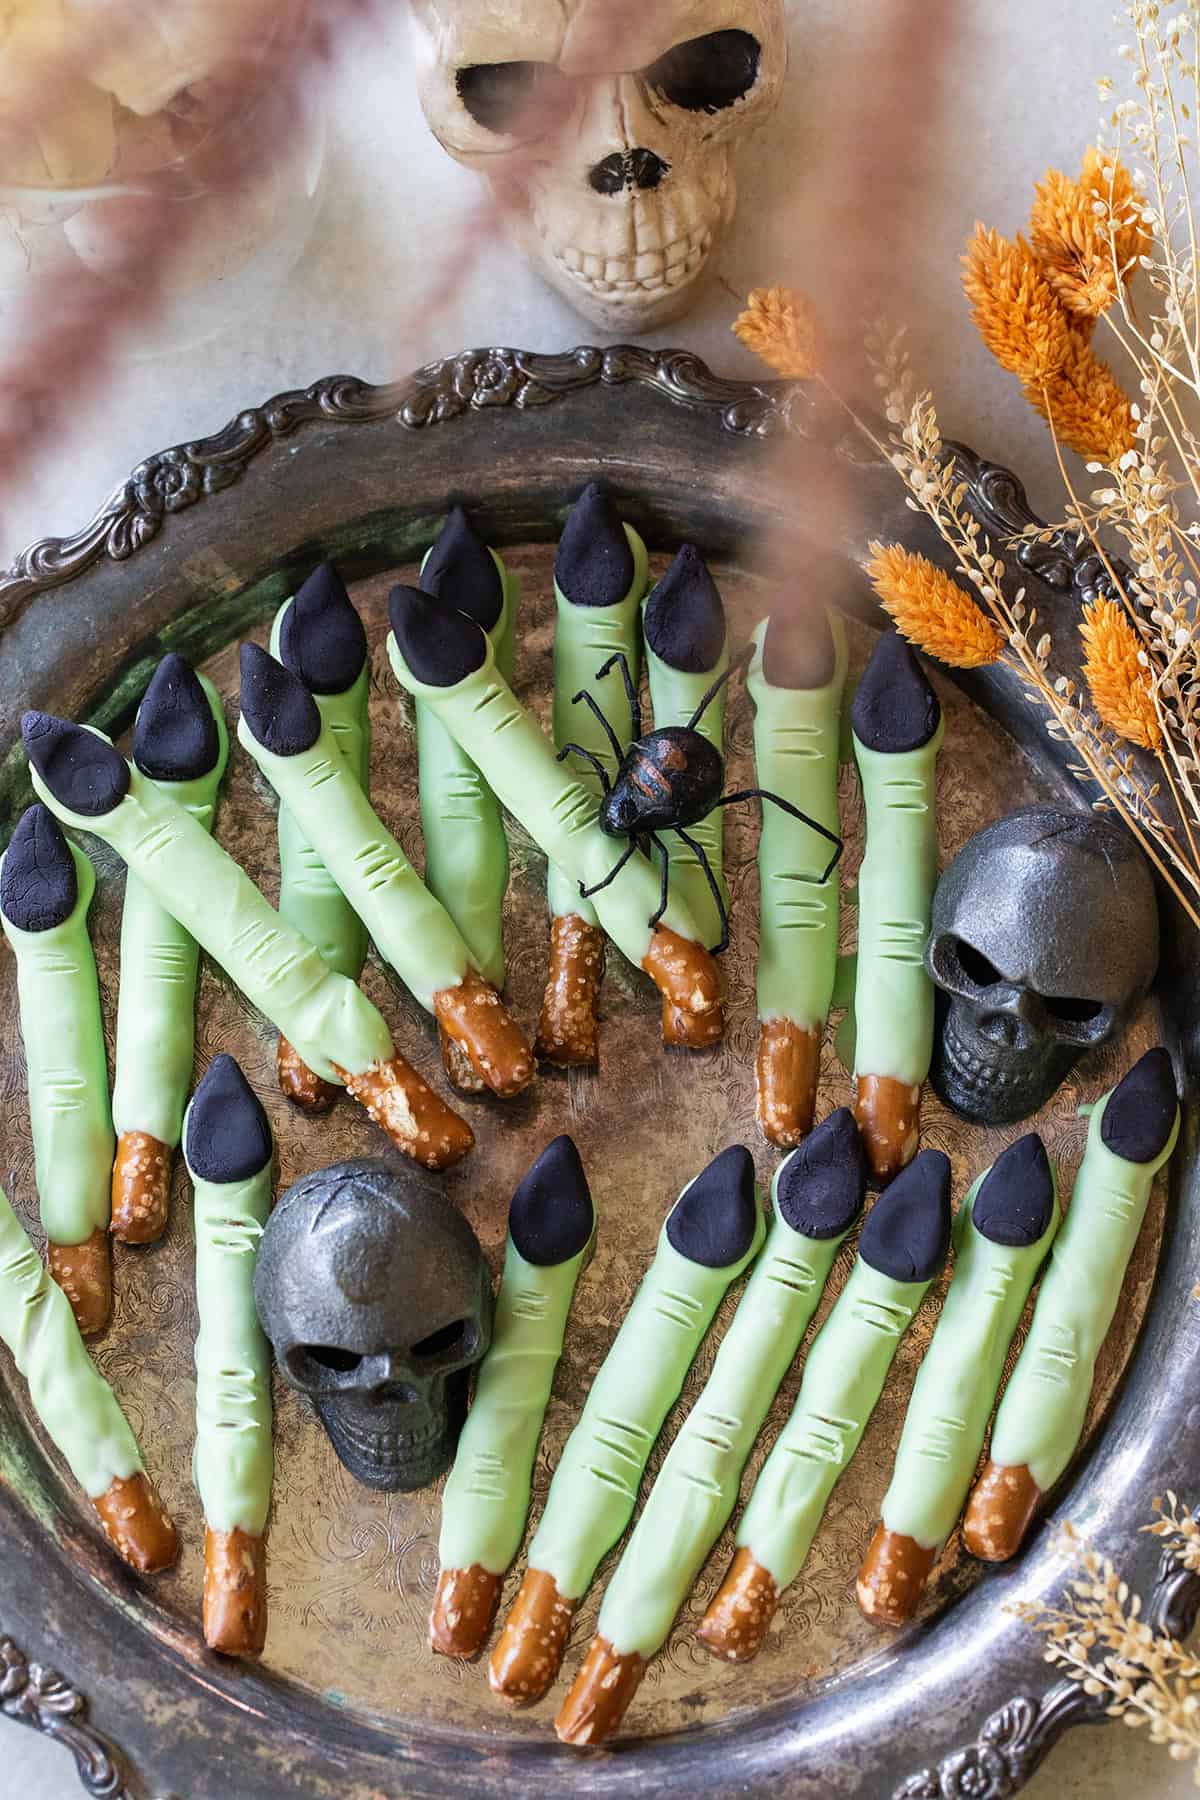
[4,1,1193,1795]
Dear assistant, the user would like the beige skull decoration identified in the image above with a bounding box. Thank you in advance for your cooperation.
[409,0,787,330]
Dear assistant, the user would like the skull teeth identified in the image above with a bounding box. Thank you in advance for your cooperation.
[943,1027,1021,1088]
[554,225,713,298]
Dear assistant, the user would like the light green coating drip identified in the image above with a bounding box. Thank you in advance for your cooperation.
[989,1094,1180,1493]
[270,602,371,982]
[736,1257,935,1592]
[525,1189,764,1602]
[237,714,472,1013]
[387,635,705,967]
[0,1184,143,1497]
[597,1163,852,1658]
[881,1172,1060,1550]
[438,1226,593,1576]
[1,841,113,1246]
[185,1132,273,1537]
[112,674,228,1148]
[415,550,518,988]
[643,616,729,951]
[749,614,848,1030]
[31,743,394,1087]
[851,721,944,1086]
[548,525,649,926]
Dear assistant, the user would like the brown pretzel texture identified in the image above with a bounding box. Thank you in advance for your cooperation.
[204,1527,268,1657]
[854,1074,921,1185]
[489,1569,577,1706]
[536,915,606,1067]
[962,1461,1042,1562]
[277,1035,340,1114]
[93,1472,178,1573]
[697,1548,779,1663]
[48,1230,112,1337]
[856,1525,939,1627]
[429,1565,502,1659]
[110,1132,173,1245]
[335,1060,474,1170]
[643,926,724,1049]
[555,1636,645,1747]
[756,1020,821,1148]
[433,971,534,1099]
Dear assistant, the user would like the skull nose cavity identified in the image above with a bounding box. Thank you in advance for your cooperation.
[589,149,670,194]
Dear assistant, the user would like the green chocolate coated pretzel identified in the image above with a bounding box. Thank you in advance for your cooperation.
[416,544,517,987]
[0,1183,142,1498]
[548,525,649,927]
[521,1173,764,1605]
[851,722,944,1090]
[988,1089,1179,1494]
[880,1162,1059,1551]
[185,1117,273,1538]
[387,632,706,968]
[269,602,371,984]
[1,838,113,1248]
[112,673,229,1152]
[30,737,395,1087]
[595,1160,854,1660]
[749,613,848,1034]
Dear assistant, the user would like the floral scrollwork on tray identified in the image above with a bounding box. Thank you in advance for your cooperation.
[893,1684,1101,1800]
[0,1634,139,1800]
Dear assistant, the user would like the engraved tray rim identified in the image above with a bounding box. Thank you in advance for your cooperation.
[0,345,1197,1800]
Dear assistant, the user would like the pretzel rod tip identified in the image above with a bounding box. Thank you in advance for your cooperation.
[856,1525,939,1628]
[643,926,724,1049]
[204,1527,268,1657]
[94,1472,178,1574]
[48,1230,112,1337]
[489,1569,577,1706]
[336,1060,474,1171]
[438,1025,488,1095]
[756,1020,820,1149]
[433,971,535,1099]
[853,1075,921,1185]
[962,1462,1042,1563]
[536,915,606,1067]
[277,1036,340,1114]
[111,1132,173,1245]
[696,1548,778,1663]
[430,1565,502,1659]
[555,1637,645,1748]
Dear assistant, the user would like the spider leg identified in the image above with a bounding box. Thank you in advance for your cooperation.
[675,827,730,956]
[593,651,643,741]
[568,687,624,766]
[579,839,638,900]
[647,833,671,932]
[716,788,845,884]
[685,642,755,732]
[556,741,612,793]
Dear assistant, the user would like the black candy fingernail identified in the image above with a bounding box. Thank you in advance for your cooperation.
[667,1144,758,1268]
[556,482,636,611]
[1101,1047,1178,1164]
[239,643,322,756]
[22,712,130,817]
[643,545,726,675]
[186,1053,273,1183]
[852,630,941,754]
[509,1135,595,1267]
[422,507,505,635]
[1,804,78,932]
[762,611,838,691]
[775,1107,868,1240]
[859,1148,952,1281]
[388,584,488,687]
[278,563,368,696]
[972,1134,1055,1246]
[134,653,222,783]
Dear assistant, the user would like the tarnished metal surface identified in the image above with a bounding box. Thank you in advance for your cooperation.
[0,353,1191,1800]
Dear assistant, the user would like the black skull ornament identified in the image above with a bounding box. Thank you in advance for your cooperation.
[254,1159,493,1491]
[927,806,1159,1125]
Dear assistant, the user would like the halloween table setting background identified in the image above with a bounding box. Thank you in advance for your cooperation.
[1,0,1190,1795]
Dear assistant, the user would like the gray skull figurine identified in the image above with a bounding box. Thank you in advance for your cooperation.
[254,1159,493,1492]
[927,806,1159,1125]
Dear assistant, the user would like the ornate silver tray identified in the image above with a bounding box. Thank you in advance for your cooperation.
[0,347,1197,1800]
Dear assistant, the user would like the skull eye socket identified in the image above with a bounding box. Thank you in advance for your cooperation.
[411,1318,475,1360]
[287,1344,363,1386]
[954,940,1004,989]
[1043,994,1106,1024]
[456,61,569,135]
[646,30,762,114]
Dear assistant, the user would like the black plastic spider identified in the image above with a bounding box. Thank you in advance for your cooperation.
[556,649,844,955]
